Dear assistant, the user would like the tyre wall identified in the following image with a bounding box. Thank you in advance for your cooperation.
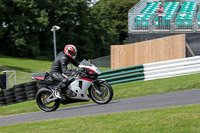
[0,81,46,107]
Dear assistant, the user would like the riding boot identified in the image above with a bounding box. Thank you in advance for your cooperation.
[54,80,67,99]
[55,79,77,98]
[54,86,61,99]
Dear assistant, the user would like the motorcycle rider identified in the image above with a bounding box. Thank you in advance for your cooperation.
[50,44,79,99]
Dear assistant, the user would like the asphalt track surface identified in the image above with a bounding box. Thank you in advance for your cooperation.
[0,89,200,127]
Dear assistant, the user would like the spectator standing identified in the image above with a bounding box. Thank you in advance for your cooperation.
[157,3,164,28]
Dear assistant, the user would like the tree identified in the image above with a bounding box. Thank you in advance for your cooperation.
[0,0,139,60]
[89,0,120,57]
[0,0,93,60]
[92,0,139,44]
[0,0,44,57]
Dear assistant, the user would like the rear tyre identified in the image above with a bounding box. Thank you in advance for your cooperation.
[37,84,48,90]
[89,81,113,104]
[36,88,60,112]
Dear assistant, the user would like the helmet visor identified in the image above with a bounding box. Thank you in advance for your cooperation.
[69,50,77,56]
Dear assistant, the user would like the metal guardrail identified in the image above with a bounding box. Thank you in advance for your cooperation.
[128,0,147,32]
[129,13,200,33]
[128,0,147,14]
[100,56,200,85]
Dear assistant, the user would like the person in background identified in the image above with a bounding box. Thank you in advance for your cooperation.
[157,3,164,28]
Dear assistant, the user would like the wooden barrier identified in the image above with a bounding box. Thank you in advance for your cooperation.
[111,34,186,69]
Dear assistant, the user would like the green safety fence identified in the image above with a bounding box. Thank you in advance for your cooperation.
[99,64,145,85]
[100,56,200,85]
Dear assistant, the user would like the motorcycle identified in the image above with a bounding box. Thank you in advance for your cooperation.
[32,59,113,112]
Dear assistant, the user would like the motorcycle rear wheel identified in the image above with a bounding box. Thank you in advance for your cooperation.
[89,81,113,104]
[36,88,60,112]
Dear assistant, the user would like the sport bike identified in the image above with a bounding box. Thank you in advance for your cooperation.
[32,59,113,112]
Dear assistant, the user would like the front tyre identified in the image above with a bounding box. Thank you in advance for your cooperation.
[89,81,113,104]
[36,88,60,112]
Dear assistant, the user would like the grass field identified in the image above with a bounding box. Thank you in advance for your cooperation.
[0,55,52,84]
[0,55,52,72]
[0,104,200,133]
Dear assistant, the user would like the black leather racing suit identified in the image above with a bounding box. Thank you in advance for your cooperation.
[50,51,79,88]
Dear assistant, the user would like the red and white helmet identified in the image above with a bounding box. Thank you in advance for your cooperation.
[64,45,77,59]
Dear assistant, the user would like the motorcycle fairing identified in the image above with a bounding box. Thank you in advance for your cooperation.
[68,77,92,100]
[78,64,101,75]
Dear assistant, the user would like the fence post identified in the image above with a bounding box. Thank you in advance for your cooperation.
[0,74,7,89]
[193,13,197,32]
[2,71,16,89]
[171,13,176,32]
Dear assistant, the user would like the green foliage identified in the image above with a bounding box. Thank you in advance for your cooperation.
[0,0,138,60]
[93,0,139,43]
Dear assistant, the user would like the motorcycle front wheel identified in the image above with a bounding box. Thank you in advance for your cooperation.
[36,88,60,112]
[89,81,113,104]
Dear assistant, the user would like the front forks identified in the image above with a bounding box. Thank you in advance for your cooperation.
[92,83,103,96]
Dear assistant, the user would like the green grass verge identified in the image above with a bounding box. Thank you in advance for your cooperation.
[0,55,52,73]
[1,72,200,116]
[0,55,52,84]
[0,55,110,73]
[0,104,200,133]
[113,72,200,100]
[0,55,110,84]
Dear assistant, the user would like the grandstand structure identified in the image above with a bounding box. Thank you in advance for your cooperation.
[128,0,200,57]
[128,0,200,33]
